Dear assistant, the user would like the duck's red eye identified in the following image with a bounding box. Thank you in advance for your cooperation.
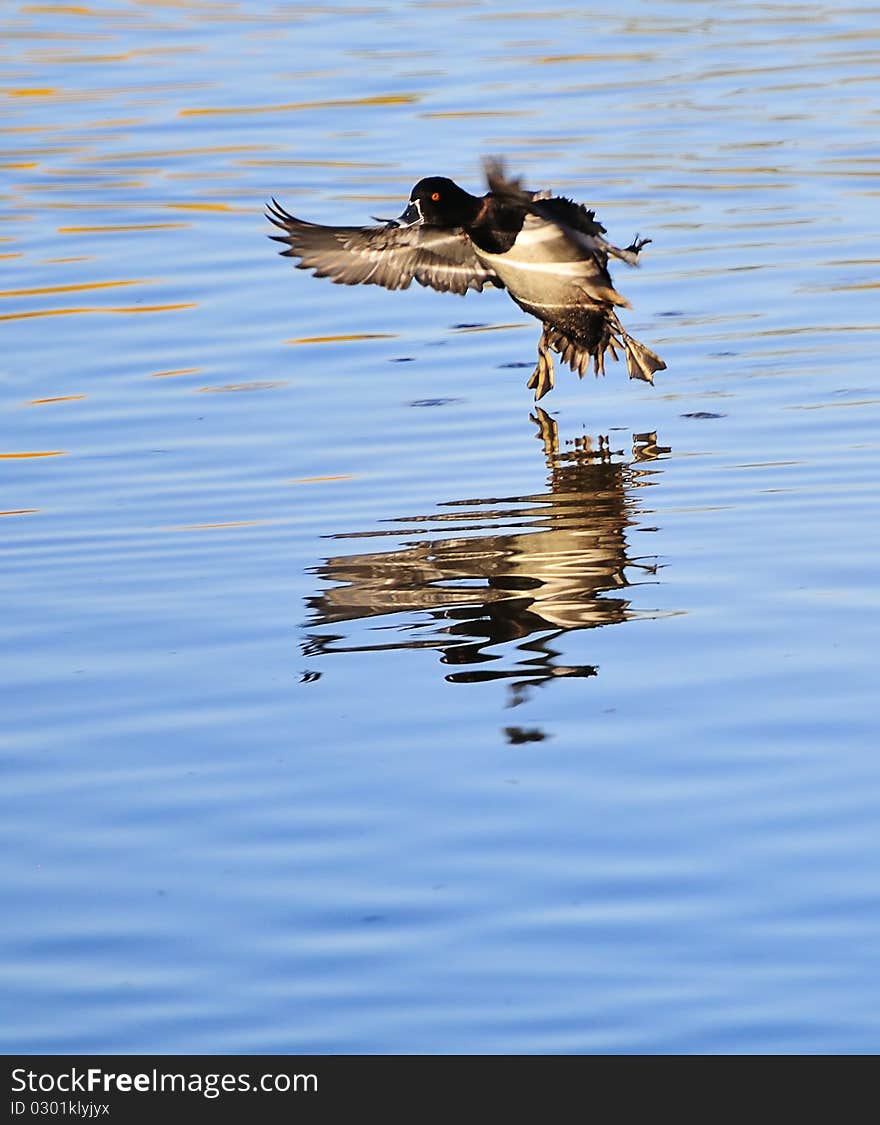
[431,191,440,202]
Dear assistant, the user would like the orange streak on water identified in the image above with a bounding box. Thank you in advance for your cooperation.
[57,223,189,233]
[0,450,66,459]
[289,475,356,484]
[6,88,58,97]
[288,333,396,344]
[21,6,93,13]
[0,279,150,299]
[116,303,195,315]
[419,110,531,119]
[85,145,265,162]
[239,158,385,168]
[150,367,201,378]
[163,201,247,213]
[0,303,195,322]
[29,395,87,405]
[180,93,419,117]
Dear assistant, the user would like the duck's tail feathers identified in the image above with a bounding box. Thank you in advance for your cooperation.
[545,327,593,380]
[542,316,665,387]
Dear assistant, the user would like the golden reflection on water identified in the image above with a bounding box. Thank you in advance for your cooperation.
[81,146,264,163]
[288,332,397,345]
[164,201,248,213]
[56,223,189,233]
[0,302,195,321]
[239,159,386,169]
[0,450,66,458]
[149,366,201,379]
[306,410,669,703]
[179,94,420,118]
[6,88,58,97]
[290,475,356,485]
[0,278,148,298]
[29,394,86,404]
[418,110,533,119]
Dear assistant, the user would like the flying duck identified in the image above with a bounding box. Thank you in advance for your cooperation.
[266,159,665,400]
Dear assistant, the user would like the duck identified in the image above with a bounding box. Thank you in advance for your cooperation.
[266,159,665,400]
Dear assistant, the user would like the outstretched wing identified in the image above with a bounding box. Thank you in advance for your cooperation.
[266,200,501,295]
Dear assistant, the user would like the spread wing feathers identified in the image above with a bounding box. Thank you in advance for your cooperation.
[483,157,649,269]
[266,199,501,295]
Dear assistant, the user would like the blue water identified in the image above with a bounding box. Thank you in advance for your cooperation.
[2,0,880,1053]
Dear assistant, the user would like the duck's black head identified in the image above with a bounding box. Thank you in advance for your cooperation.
[395,176,483,228]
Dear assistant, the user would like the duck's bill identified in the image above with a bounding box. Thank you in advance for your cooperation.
[372,198,423,228]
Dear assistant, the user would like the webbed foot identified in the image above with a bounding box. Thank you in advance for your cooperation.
[624,234,652,256]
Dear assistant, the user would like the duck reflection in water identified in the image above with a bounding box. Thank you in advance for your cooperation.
[304,411,668,705]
